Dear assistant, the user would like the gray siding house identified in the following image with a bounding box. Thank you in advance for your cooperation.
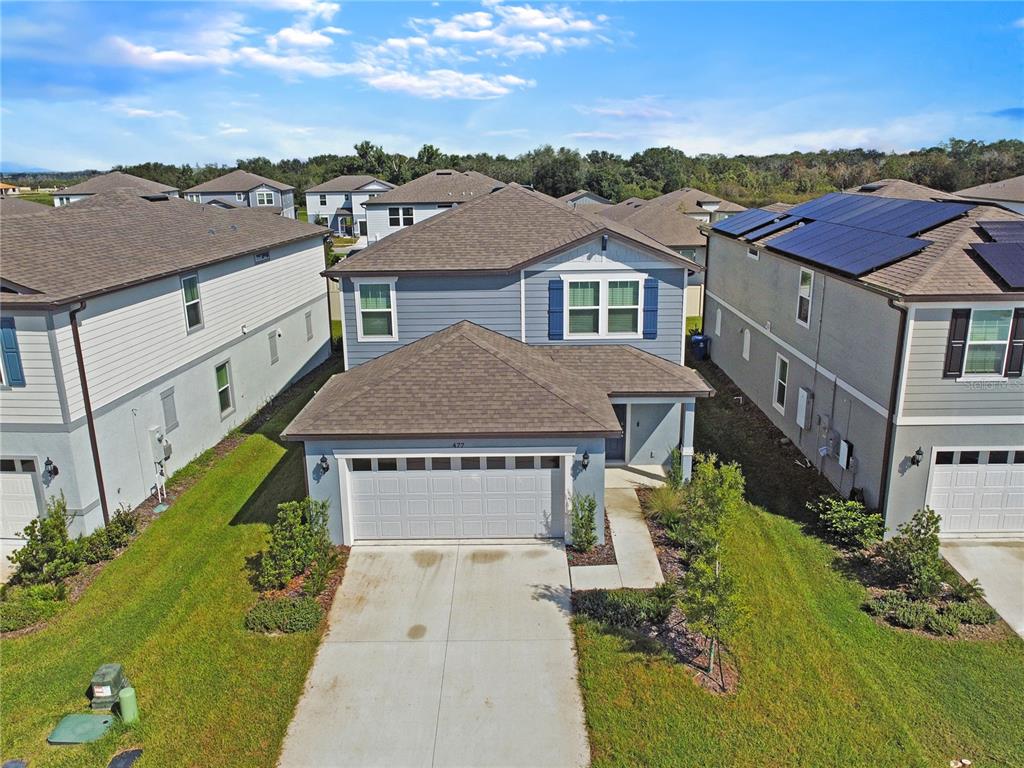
[184,169,296,218]
[284,184,713,547]
[0,191,330,577]
[704,181,1024,540]
[304,175,394,236]
[53,171,179,207]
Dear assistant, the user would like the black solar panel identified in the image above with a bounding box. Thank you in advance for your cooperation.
[711,208,779,236]
[767,221,929,277]
[784,192,972,236]
[978,220,1024,243]
[973,242,1024,289]
[741,216,801,241]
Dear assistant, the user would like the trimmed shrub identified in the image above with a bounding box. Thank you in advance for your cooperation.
[925,611,960,636]
[665,447,685,491]
[569,493,598,553]
[80,529,114,564]
[948,575,985,602]
[808,495,884,550]
[7,493,84,585]
[645,485,683,525]
[865,590,908,617]
[105,505,140,548]
[575,583,675,628]
[879,507,944,599]
[888,600,936,630]
[258,498,332,590]
[943,600,999,626]
[245,597,324,633]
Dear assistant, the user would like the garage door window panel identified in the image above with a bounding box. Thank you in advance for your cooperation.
[430,458,452,470]
[405,457,426,470]
[460,457,481,470]
[351,458,372,471]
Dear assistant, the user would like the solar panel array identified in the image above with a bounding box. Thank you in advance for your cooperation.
[741,216,801,242]
[978,220,1024,243]
[710,208,780,236]
[973,243,1024,289]
[784,192,973,237]
[767,222,929,277]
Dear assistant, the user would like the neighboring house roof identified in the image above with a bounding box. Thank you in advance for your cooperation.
[558,189,611,205]
[0,182,17,191]
[306,175,394,194]
[185,169,294,193]
[328,184,701,275]
[845,178,967,202]
[956,174,1024,203]
[282,321,712,440]
[365,170,503,205]
[594,188,746,248]
[0,196,49,215]
[0,189,326,308]
[716,189,1024,299]
[762,202,794,213]
[58,171,179,196]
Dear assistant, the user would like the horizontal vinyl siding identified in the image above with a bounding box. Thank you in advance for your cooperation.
[0,313,64,423]
[364,203,446,242]
[343,274,521,367]
[902,306,1024,419]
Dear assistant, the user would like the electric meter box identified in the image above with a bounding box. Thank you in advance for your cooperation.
[90,663,129,710]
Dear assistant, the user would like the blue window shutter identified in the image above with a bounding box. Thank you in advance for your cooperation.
[642,278,659,339]
[0,317,26,387]
[548,280,564,340]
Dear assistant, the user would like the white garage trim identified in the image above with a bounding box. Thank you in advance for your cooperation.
[925,445,1024,538]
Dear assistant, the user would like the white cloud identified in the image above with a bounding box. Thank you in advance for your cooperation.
[107,104,185,119]
[366,68,534,99]
[217,122,249,135]
[577,97,674,120]
[106,37,234,69]
[1013,17,1024,28]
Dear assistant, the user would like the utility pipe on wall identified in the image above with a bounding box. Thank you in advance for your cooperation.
[69,302,110,526]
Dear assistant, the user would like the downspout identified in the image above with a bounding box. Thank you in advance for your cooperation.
[69,301,110,526]
[877,298,909,516]
[701,230,712,337]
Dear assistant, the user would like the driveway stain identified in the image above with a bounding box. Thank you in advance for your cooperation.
[523,549,546,559]
[406,624,427,639]
[470,551,506,564]
[413,551,441,568]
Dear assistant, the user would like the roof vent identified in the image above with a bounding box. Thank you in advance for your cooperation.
[437,170,453,175]
[859,182,886,192]
[208,228,216,234]
[230,224,238,231]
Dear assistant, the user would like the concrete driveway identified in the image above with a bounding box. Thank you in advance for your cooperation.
[279,541,590,768]
[942,540,1024,637]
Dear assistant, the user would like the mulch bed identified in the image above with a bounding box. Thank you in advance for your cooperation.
[262,546,351,615]
[566,513,616,566]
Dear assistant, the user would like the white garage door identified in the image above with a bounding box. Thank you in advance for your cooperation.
[0,458,43,539]
[928,449,1024,534]
[349,455,565,540]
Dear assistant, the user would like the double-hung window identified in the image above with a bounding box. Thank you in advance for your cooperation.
[566,277,642,338]
[186,193,200,202]
[356,281,397,340]
[181,274,203,331]
[567,282,601,335]
[796,268,813,327]
[255,191,274,206]
[773,353,789,413]
[388,207,401,227]
[401,207,413,226]
[215,362,233,416]
[235,192,245,202]
[964,309,1013,375]
[607,280,640,334]
[319,194,327,206]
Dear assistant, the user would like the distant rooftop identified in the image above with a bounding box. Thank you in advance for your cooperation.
[186,169,293,194]
[365,170,503,205]
[956,174,1024,204]
[306,175,394,194]
[58,171,178,196]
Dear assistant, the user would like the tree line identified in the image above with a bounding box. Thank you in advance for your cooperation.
[9,138,1023,208]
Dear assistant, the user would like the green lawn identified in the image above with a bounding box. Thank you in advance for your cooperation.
[575,361,1024,768]
[0,358,343,767]
[297,207,307,222]
[331,319,343,346]
[12,192,54,206]
[686,316,702,335]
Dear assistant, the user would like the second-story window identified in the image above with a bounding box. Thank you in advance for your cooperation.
[388,207,401,227]
[255,191,274,206]
[796,268,813,327]
[319,194,327,206]
[607,280,640,334]
[402,207,413,226]
[181,274,203,331]
[964,309,1013,375]
[356,281,397,340]
[567,281,600,335]
[235,192,245,202]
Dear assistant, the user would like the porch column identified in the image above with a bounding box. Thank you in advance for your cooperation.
[681,399,696,480]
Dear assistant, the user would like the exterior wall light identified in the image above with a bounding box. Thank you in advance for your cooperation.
[581,451,590,470]
[44,457,59,478]
[318,455,331,474]
[910,447,924,467]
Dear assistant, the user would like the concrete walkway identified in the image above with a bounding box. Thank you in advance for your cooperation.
[942,540,1024,638]
[570,476,665,591]
[279,541,590,768]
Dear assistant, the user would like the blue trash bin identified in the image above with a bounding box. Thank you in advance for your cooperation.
[690,333,709,361]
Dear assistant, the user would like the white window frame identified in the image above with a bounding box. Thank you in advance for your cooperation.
[402,206,414,226]
[186,193,200,203]
[255,190,274,206]
[959,308,1013,380]
[180,273,203,332]
[353,277,398,342]
[235,192,246,202]
[742,328,751,361]
[747,247,760,260]
[561,273,645,339]
[215,360,234,417]
[319,194,327,206]
[796,268,813,328]
[773,353,789,414]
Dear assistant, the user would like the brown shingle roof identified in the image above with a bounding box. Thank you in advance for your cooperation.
[306,175,393,194]
[956,174,1024,204]
[282,321,712,440]
[548,345,713,397]
[0,197,49,215]
[0,189,326,307]
[365,170,503,205]
[558,189,611,205]
[845,179,966,201]
[59,171,178,196]
[593,188,745,248]
[186,169,293,193]
[328,184,700,275]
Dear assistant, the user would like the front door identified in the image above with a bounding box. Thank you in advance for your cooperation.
[358,220,368,236]
[606,404,627,462]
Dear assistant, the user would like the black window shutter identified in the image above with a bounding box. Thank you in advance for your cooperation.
[1005,307,1024,378]
[942,308,970,378]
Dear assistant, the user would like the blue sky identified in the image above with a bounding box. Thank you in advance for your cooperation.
[1,1,1022,170]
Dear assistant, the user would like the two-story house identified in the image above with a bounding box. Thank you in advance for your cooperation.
[596,188,745,317]
[304,175,394,236]
[282,184,713,546]
[184,169,296,218]
[558,189,612,209]
[703,181,1023,540]
[53,171,179,207]
[0,190,330,576]
[361,169,503,243]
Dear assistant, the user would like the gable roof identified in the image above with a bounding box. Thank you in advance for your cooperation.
[0,196,49,215]
[558,189,611,205]
[593,188,746,248]
[956,175,1024,204]
[364,170,503,205]
[0,189,326,308]
[59,171,179,196]
[845,178,967,202]
[306,175,394,194]
[282,321,711,440]
[328,184,701,275]
[186,169,293,194]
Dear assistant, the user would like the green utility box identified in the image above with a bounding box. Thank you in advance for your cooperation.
[90,664,129,710]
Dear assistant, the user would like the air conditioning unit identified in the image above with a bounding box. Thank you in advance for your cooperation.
[796,387,813,429]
